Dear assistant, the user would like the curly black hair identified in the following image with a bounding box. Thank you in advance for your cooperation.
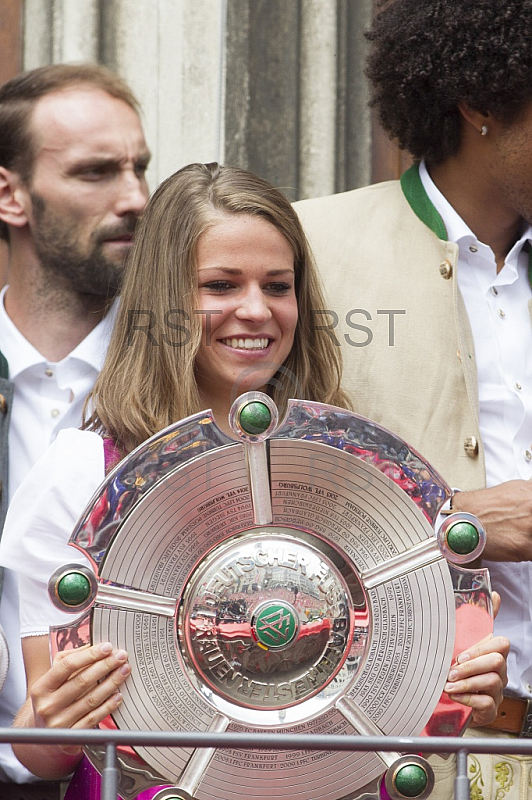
[366,0,532,164]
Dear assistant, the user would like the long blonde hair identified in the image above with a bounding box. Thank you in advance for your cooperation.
[85,163,350,452]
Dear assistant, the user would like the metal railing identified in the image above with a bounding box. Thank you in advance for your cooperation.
[2,729,532,800]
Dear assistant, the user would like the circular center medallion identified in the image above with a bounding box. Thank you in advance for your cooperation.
[252,601,299,649]
[179,528,363,714]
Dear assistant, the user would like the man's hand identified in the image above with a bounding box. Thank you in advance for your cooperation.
[444,634,509,728]
[453,480,532,561]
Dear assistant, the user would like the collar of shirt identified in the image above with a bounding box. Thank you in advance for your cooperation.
[419,161,532,287]
[0,285,118,385]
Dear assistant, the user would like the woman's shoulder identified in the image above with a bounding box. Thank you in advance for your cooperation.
[49,427,105,459]
[18,428,106,493]
[0,429,106,574]
[11,428,105,496]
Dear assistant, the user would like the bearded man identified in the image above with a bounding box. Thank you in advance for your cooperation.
[0,63,150,799]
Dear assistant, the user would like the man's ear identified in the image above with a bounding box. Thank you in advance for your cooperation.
[457,101,491,135]
[0,167,30,231]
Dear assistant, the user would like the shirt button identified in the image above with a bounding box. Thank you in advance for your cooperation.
[516,382,522,391]
[51,408,60,418]
[44,368,53,377]
[498,308,506,318]
[469,245,478,253]
[439,260,452,279]
[491,286,499,296]
[527,684,532,693]
[0,394,7,414]
[525,451,532,462]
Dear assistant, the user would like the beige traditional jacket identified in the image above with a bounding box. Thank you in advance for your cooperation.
[294,164,499,491]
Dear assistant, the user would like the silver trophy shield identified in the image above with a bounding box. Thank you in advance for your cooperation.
[49,394,492,800]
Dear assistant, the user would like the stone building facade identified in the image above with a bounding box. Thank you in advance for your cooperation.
[0,0,407,280]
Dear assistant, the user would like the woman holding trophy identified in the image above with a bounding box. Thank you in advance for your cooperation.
[0,163,508,787]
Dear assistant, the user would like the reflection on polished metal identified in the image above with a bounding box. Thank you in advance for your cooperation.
[49,393,493,800]
[180,529,357,716]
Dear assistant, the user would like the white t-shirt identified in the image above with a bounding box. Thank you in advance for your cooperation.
[0,429,105,636]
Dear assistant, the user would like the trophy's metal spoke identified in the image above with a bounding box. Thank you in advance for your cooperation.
[336,696,400,768]
[96,584,177,617]
[359,539,442,589]
[246,442,273,524]
[176,713,229,795]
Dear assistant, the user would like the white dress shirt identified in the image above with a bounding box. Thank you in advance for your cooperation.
[0,287,115,782]
[420,162,532,699]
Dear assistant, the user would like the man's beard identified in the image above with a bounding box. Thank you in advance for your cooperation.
[31,193,137,300]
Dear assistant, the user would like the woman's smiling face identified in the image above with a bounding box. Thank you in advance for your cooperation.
[194,213,298,406]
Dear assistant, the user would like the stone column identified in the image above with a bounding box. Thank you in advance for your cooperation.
[20,0,374,198]
[299,0,338,200]
[224,0,373,200]
[101,0,226,187]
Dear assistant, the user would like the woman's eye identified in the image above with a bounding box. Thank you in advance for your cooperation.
[202,281,234,292]
[266,282,293,295]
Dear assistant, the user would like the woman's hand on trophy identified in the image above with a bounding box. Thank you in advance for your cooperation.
[13,637,131,778]
[30,641,130,749]
[443,633,509,727]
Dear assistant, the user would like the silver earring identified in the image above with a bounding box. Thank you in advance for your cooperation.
[481,125,488,136]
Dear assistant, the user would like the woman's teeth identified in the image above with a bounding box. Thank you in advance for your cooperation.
[221,337,269,350]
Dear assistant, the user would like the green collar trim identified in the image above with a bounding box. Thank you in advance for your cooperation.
[401,163,532,282]
[400,163,448,240]
[525,242,532,288]
[0,351,8,380]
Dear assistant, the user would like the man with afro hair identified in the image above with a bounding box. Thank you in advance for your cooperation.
[295,0,532,797]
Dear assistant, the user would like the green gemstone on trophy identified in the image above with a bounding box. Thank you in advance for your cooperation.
[394,764,428,798]
[254,603,298,648]
[239,401,271,434]
[57,572,91,606]
[446,521,479,555]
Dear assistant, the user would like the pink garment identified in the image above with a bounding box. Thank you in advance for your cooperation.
[102,436,124,472]
[65,756,171,800]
